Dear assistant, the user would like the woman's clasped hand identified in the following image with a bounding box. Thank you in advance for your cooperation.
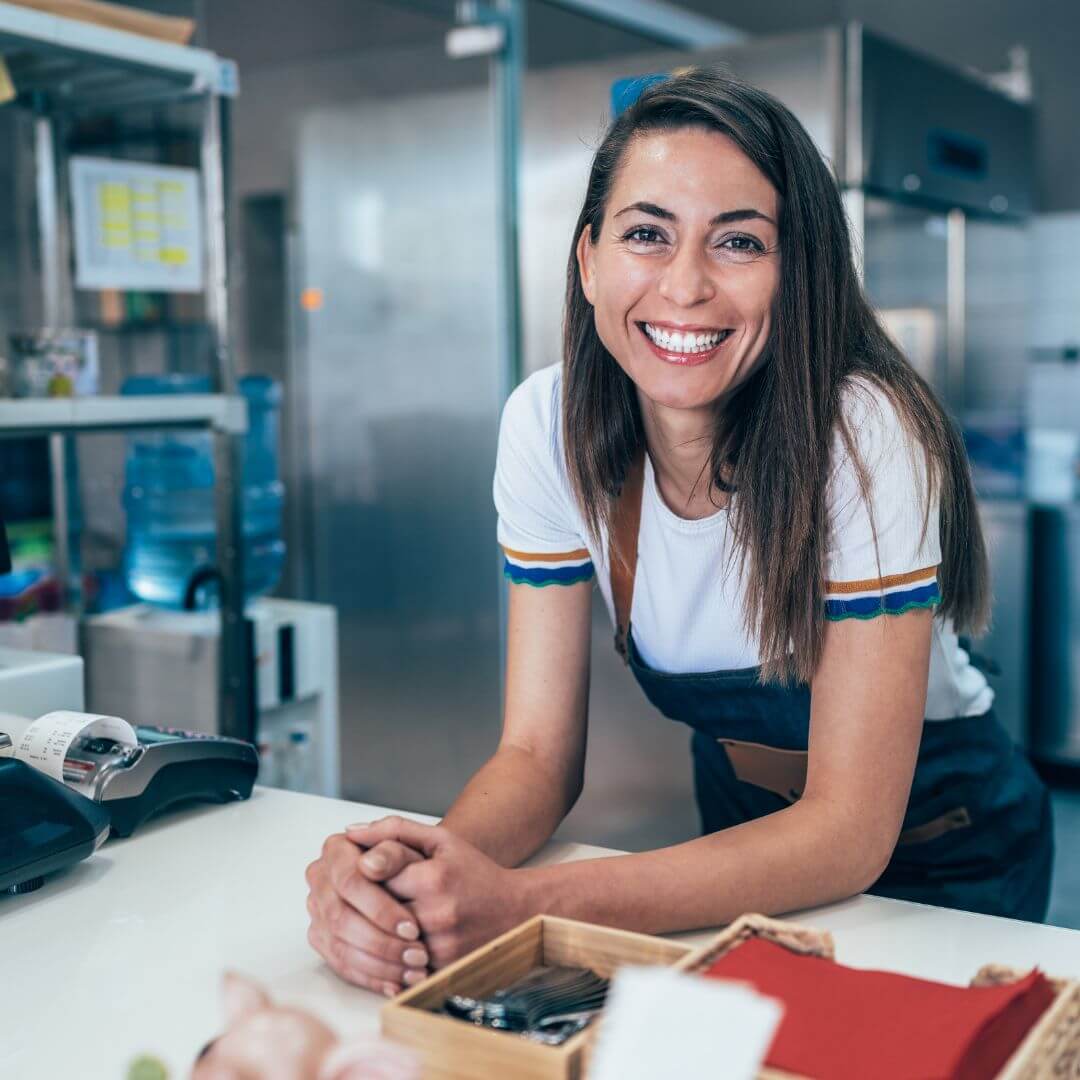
[305,817,530,996]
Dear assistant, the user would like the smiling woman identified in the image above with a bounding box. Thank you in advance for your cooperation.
[304,69,1054,996]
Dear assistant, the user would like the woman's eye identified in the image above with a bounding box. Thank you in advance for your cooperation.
[719,234,766,256]
[624,226,664,245]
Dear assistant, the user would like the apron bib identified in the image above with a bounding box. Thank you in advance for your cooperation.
[609,449,1052,922]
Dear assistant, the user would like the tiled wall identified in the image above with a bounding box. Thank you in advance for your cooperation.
[1028,212,1080,351]
[966,218,1034,412]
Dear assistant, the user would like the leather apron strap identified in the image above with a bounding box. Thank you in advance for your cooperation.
[608,447,976,852]
[610,448,646,664]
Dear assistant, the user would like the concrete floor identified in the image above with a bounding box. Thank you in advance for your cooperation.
[339,594,1079,930]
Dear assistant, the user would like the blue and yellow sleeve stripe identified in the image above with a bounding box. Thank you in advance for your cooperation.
[502,546,595,587]
[824,565,941,621]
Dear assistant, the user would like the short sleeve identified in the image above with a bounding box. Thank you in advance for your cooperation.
[824,380,942,620]
[494,366,595,587]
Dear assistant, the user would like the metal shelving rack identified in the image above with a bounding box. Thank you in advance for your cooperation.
[0,2,253,740]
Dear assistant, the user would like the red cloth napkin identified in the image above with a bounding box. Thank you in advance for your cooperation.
[702,938,1055,1079]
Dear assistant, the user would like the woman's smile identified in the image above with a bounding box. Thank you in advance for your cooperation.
[635,320,736,367]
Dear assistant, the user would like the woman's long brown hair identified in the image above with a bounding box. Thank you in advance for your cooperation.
[562,68,988,684]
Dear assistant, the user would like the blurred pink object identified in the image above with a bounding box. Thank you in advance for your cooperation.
[191,971,421,1080]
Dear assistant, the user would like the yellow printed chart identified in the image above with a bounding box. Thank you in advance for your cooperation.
[70,156,204,293]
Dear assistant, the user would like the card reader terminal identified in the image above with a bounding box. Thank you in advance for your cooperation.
[1,753,112,894]
[62,726,258,837]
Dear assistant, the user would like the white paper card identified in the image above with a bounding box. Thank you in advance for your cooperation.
[11,710,136,783]
[589,965,782,1080]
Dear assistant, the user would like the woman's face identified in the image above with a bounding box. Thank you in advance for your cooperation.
[577,127,780,414]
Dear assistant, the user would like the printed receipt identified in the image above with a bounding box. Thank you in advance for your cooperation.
[3,710,137,783]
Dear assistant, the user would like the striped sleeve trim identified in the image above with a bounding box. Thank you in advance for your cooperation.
[502,546,594,587]
[824,566,941,621]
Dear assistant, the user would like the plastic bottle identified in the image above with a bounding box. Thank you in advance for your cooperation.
[280,729,313,793]
[121,373,285,608]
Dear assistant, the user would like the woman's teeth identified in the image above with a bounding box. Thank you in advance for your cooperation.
[642,323,730,353]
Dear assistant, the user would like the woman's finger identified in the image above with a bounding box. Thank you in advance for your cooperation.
[324,835,422,941]
[312,890,429,971]
[381,857,444,903]
[345,817,446,858]
[357,840,425,883]
[307,925,402,997]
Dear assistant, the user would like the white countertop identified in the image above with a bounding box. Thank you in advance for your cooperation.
[5,787,1080,1079]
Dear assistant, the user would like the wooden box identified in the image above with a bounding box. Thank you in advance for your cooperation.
[673,914,1080,1080]
[380,914,693,1080]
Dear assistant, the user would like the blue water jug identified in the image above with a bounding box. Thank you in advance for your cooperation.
[121,373,285,609]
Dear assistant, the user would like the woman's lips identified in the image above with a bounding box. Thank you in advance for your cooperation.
[636,322,732,367]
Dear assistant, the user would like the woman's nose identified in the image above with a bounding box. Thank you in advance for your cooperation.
[657,245,717,307]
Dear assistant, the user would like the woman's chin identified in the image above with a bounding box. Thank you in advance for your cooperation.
[629,363,734,414]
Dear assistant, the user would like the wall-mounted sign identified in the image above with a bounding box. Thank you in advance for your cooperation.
[70,156,204,293]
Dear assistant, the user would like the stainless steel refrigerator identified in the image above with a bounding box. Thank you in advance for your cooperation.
[289,24,1037,814]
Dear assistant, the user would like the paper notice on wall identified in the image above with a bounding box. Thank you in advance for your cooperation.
[5,710,136,783]
[70,156,204,293]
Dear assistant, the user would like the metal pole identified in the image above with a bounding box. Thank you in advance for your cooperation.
[202,92,234,393]
[34,114,61,329]
[946,207,967,417]
[492,0,524,402]
[842,189,865,284]
[34,112,77,608]
[202,89,251,741]
[489,0,524,694]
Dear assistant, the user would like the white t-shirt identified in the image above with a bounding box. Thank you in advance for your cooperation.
[494,363,992,721]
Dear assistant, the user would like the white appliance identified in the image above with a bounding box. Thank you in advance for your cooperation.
[0,647,84,717]
[82,598,339,796]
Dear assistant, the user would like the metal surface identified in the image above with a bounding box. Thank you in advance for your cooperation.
[1031,506,1080,765]
[946,207,966,414]
[0,394,247,436]
[842,188,865,281]
[975,499,1031,746]
[852,27,1034,218]
[490,0,524,687]
[842,22,862,188]
[539,0,744,48]
[214,428,249,741]
[33,111,75,607]
[32,114,61,328]
[491,0,524,398]
[294,80,504,813]
[201,93,233,393]
[0,0,237,110]
[199,88,251,742]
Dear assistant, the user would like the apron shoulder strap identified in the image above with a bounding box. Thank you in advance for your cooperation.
[610,447,646,663]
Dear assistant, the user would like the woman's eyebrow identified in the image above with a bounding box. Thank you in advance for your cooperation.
[614,201,776,227]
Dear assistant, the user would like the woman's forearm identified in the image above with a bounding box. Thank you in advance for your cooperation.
[515,795,889,934]
[441,745,580,868]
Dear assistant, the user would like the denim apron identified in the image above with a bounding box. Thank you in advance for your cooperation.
[610,452,1053,922]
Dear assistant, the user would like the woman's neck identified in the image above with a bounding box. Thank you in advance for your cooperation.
[638,392,728,520]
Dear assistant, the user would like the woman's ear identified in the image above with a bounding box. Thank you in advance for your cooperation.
[576,226,597,306]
